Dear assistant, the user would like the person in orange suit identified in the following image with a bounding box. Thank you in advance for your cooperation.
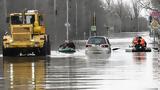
[132,36,139,46]
[132,36,146,47]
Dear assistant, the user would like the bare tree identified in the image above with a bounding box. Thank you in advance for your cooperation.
[115,0,123,32]
[150,0,160,9]
[105,0,114,8]
[132,0,143,32]
[138,0,153,10]
[101,0,148,32]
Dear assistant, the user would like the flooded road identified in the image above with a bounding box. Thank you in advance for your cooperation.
[0,32,160,90]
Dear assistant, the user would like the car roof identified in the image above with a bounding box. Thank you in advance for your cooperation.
[88,36,108,39]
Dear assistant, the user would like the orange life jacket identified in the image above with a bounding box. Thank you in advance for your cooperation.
[140,38,146,47]
[133,37,146,47]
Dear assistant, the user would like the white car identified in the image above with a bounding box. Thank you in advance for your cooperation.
[85,36,111,55]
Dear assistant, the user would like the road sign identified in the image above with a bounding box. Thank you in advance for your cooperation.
[91,26,96,32]
[151,19,159,30]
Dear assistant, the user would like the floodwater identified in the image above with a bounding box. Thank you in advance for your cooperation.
[0,32,160,90]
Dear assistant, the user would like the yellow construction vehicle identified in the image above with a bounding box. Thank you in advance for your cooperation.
[2,10,50,56]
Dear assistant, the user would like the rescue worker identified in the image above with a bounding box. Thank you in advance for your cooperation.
[132,36,147,48]
[67,41,75,49]
[59,40,75,49]
[139,37,146,47]
[59,42,67,49]
[132,36,139,45]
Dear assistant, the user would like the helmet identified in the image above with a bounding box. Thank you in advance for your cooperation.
[65,40,69,43]
[138,36,142,39]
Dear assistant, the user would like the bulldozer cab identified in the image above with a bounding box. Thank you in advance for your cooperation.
[10,15,23,24]
[9,13,43,25]
[6,10,46,42]
[9,13,35,25]
[7,10,43,26]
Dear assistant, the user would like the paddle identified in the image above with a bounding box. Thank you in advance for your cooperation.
[112,48,120,51]
[152,47,159,52]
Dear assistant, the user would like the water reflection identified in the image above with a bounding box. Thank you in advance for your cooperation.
[45,57,92,89]
[0,58,3,77]
[3,56,47,90]
[132,52,146,64]
[153,60,160,81]
[0,58,4,89]
[86,53,111,60]
[153,52,160,82]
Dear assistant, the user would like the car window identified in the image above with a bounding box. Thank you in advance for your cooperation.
[88,37,106,45]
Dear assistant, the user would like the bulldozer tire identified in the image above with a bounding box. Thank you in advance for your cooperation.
[10,49,19,56]
[2,46,8,56]
[34,46,46,56]
[39,41,47,56]
[34,35,50,56]
[34,49,40,56]
[3,46,19,56]
[2,44,11,56]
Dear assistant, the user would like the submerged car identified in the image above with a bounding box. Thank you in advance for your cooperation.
[85,36,111,54]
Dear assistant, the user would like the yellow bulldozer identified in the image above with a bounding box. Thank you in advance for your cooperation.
[2,10,50,56]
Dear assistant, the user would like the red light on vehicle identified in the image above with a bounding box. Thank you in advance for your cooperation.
[101,44,108,48]
[86,44,92,47]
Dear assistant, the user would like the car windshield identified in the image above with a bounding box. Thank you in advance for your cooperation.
[88,37,106,45]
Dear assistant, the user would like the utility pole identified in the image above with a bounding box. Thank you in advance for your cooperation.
[54,0,57,43]
[54,0,57,12]
[3,0,7,32]
[84,32,86,40]
[91,12,97,36]
[3,0,7,17]
[75,0,78,40]
[138,17,139,32]
[67,0,69,41]
[34,0,37,9]
[65,0,70,41]
[151,18,160,46]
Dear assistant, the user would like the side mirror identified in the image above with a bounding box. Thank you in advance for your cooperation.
[5,32,8,35]
[39,15,44,26]
[39,15,43,21]
[6,17,10,23]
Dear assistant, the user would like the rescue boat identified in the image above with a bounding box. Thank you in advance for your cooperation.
[125,44,151,52]
[58,47,76,53]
